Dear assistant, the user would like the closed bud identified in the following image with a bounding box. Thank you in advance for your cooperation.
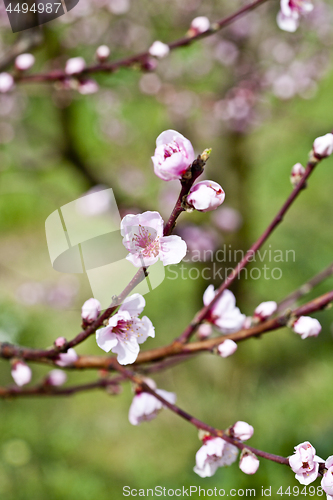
[15,53,35,71]
[292,316,321,339]
[239,450,260,474]
[96,45,110,62]
[217,339,238,358]
[46,369,67,386]
[0,72,14,93]
[81,298,101,323]
[290,163,306,187]
[148,41,170,59]
[11,360,32,386]
[230,421,254,441]
[188,16,210,36]
[254,301,277,321]
[54,337,66,348]
[313,133,333,159]
[65,57,86,75]
[187,181,225,212]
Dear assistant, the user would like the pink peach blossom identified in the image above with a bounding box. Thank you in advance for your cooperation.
[121,211,187,267]
[194,437,238,478]
[151,130,195,181]
[96,294,154,365]
[203,285,246,334]
[277,0,313,32]
[128,379,176,425]
[289,441,323,485]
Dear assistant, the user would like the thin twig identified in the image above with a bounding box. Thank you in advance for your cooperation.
[175,156,321,344]
[13,0,270,84]
[277,261,333,313]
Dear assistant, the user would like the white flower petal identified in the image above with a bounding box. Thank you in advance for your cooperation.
[112,336,140,365]
[159,235,187,265]
[96,327,118,353]
[120,293,146,316]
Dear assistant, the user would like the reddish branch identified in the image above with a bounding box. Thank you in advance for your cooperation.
[13,0,270,84]
[114,363,291,466]
[0,289,331,369]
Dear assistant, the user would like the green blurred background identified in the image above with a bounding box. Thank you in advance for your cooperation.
[0,0,333,498]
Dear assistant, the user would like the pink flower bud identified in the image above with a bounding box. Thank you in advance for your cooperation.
[293,316,321,339]
[190,16,210,35]
[54,337,67,348]
[313,133,333,159]
[231,421,254,441]
[81,298,101,323]
[56,348,78,367]
[197,323,212,340]
[290,163,306,187]
[217,339,238,358]
[239,451,260,474]
[15,53,35,71]
[46,369,67,386]
[187,181,225,212]
[152,130,195,181]
[11,361,32,386]
[0,72,14,93]
[65,57,86,75]
[148,41,170,59]
[141,57,158,72]
[78,79,99,95]
[96,45,110,62]
[254,301,277,320]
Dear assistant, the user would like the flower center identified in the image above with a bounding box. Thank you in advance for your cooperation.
[113,319,132,340]
[132,225,160,258]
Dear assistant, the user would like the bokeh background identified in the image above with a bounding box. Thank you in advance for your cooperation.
[0,0,333,498]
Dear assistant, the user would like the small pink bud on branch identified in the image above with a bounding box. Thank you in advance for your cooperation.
[15,53,35,71]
